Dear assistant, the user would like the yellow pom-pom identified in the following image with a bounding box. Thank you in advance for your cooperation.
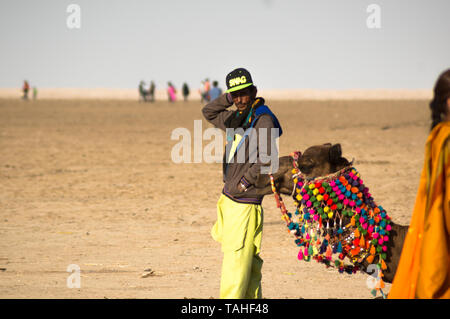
[316,194,323,201]
[327,211,333,218]
[294,178,298,184]
[313,189,319,195]
[324,206,330,213]
[296,194,303,201]
[309,184,315,190]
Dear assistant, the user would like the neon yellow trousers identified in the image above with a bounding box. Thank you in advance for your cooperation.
[211,194,264,299]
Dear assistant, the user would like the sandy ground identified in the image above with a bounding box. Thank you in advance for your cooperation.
[0,97,430,299]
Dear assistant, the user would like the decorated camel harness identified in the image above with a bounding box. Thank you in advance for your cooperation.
[269,152,391,298]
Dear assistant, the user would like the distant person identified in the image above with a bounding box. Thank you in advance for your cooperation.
[200,78,211,103]
[22,80,30,100]
[138,80,147,102]
[167,82,177,102]
[33,87,38,100]
[182,83,190,102]
[149,81,155,102]
[208,81,222,101]
[389,68,450,299]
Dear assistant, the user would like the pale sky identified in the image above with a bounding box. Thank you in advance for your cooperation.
[1,0,449,90]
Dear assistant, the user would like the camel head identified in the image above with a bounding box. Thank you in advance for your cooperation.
[297,143,351,179]
[256,143,407,287]
[255,143,351,196]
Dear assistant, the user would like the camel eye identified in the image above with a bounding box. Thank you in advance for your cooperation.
[299,158,315,172]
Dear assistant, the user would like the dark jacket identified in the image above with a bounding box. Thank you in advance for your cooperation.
[202,93,282,204]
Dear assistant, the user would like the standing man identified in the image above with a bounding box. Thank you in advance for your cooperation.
[202,68,282,299]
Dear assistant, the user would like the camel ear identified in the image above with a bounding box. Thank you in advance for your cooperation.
[329,144,342,163]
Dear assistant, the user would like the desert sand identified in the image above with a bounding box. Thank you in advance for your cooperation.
[0,95,430,299]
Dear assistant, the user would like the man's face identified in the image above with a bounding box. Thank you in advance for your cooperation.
[230,86,257,112]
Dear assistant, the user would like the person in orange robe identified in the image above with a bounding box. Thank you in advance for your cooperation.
[389,69,450,299]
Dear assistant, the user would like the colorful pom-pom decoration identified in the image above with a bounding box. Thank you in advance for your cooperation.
[270,164,392,299]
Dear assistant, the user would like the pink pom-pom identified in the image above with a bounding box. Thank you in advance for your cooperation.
[378,238,384,245]
[382,246,387,252]
[303,194,310,200]
[298,249,304,260]
[330,181,336,187]
[372,232,379,239]
[368,225,374,233]
[306,200,312,207]
[343,199,349,205]
[338,194,345,200]
[349,201,356,207]
[384,235,389,242]
[359,217,365,224]
[386,224,392,231]
[355,207,361,214]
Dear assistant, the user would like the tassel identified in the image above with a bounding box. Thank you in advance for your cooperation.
[370,245,376,255]
[326,245,332,260]
[381,258,387,270]
[337,242,343,253]
[359,235,365,247]
[298,249,304,260]
[366,254,375,264]
[308,245,314,256]
[351,247,360,256]
[313,245,319,256]
[354,228,360,238]
[351,216,355,227]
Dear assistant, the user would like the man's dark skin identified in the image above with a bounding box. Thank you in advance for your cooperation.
[231,86,257,112]
[229,85,258,192]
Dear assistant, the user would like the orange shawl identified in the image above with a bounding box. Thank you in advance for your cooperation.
[389,121,450,299]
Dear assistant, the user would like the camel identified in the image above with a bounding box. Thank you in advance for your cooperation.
[254,143,408,284]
